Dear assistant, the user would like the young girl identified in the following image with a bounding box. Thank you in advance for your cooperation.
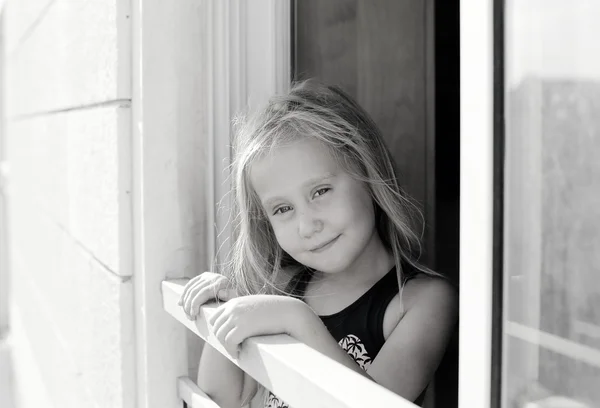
[179,80,458,408]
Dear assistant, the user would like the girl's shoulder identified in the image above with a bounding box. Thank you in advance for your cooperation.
[401,275,458,318]
[372,275,457,401]
[382,275,456,340]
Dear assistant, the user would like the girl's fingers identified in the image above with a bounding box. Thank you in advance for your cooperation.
[179,275,206,306]
[224,326,243,355]
[208,305,226,327]
[179,274,204,301]
[214,317,233,345]
[213,316,231,341]
[214,318,240,357]
[183,281,208,316]
[182,285,198,316]
[189,285,216,316]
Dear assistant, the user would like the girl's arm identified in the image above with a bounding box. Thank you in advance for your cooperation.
[202,296,373,407]
[365,277,458,401]
[209,278,456,403]
[291,278,457,401]
[179,273,259,408]
[209,295,375,381]
[197,342,258,408]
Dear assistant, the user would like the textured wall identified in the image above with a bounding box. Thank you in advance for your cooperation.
[4,0,135,407]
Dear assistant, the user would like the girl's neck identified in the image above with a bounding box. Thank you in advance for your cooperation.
[315,229,395,291]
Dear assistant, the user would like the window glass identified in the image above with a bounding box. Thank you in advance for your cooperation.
[502,1,600,407]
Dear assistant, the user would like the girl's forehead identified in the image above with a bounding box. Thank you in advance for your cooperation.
[248,138,340,194]
[255,138,336,169]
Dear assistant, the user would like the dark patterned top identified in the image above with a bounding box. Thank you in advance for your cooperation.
[265,262,427,407]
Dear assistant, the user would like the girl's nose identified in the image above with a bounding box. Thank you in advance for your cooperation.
[297,211,324,238]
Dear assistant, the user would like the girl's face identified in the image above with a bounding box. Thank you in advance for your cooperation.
[249,138,381,275]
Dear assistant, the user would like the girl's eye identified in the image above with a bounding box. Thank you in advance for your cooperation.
[313,187,330,198]
[273,205,292,216]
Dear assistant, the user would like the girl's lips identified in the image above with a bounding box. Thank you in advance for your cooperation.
[310,235,340,253]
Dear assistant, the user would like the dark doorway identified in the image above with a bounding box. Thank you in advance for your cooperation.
[292,1,460,407]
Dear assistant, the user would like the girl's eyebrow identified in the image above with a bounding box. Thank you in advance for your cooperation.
[262,173,336,208]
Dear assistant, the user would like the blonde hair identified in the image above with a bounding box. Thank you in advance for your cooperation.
[218,80,440,298]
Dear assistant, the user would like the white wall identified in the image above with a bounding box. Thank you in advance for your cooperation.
[2,1,291,407]
[3,0,135,407]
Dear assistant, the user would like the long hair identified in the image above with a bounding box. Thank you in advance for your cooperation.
[218,80,440,304]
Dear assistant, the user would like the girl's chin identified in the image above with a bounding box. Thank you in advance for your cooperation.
[305,260,349,275]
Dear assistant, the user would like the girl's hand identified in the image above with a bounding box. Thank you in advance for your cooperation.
[208,295,308,357]
[178,272,238,320]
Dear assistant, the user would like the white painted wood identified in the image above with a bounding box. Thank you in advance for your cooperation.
[245,0,291,111]
[131,2,292,407]
[209,0,292,270]
[9,224,135,408]
[3,0,53,53]
[178,377,221,408]
[8,306,55,408]
[5,0,130,117]
[131,0,213,406]
[0,183,7,337]
[459,1,494,408]
[273,0,292,94]
[0,340,15,408]
[162,280,418,408]
[7,107,129,275]
[209,0,231,270]
[0,8,8,337]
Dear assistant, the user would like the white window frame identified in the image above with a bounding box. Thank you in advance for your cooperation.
[131,1,292,407]
[135,0,498,406]
[209,0,292,267]
[459,1,495,408]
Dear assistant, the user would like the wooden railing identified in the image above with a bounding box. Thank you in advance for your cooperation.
[162,279,418,408]
[177,377,220,408]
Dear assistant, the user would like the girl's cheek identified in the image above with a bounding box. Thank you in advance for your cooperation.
[270,225,290,249]
[268,219,284,239]
[278,231,295,250]
[277,227,304,254]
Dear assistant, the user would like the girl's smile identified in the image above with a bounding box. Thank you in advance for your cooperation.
[309,234,341,253]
